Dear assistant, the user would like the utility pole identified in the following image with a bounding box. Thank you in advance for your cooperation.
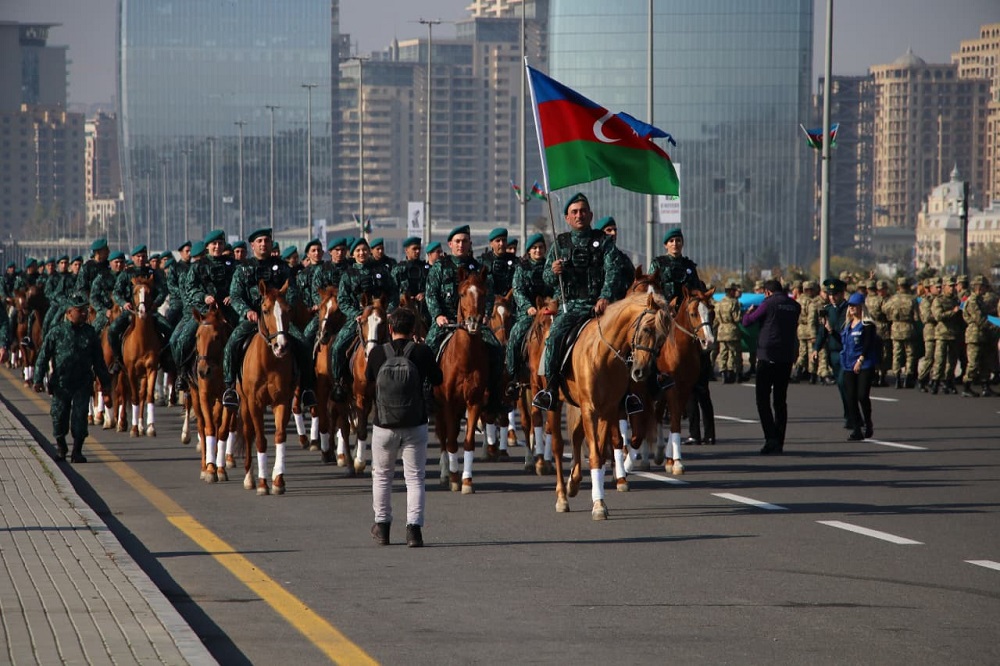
[348,58,368,238]
[265,104,281,231]
[819,0,833,280]
[418,19,441,246]
[181,148,191,241]
[159,157,169,249]
[234,120,248,239]
[301,84,318,236]
[207,137,217,230]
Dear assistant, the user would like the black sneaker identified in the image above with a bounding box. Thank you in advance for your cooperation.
[371,522,390,546]
[624,393,643,415]
[847,430,864,441]
[222,386,239,407]
[55,437,68,462]
[300,389,317,409]
[405,524,423,548]
[531,389,554,411]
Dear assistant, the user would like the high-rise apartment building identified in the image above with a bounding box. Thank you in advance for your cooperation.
[0,22,67,112]
[870,50,989,232]
[546,0,815,269]
[118,0,340,248]
[954,23,1000,207]
[85,112,120,201]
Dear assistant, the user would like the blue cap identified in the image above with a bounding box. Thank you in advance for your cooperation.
[662,227,683,244]
[403,236,421,248]
[594,216,616,231]
[370,237,384,248]
[247,227,272,243]
[488,227,508,242]
[130,244,147,256]
[190,241,207,257]
[204,229,226,244]
[109,250,125,262]
[177,240,192,251]
[526,232,545,250]
[847,291,866,306]
[280,245,298,260]
[90,238,108,252]
[349,237,369,254]
[426,241,442,254]
[448,225,471,241]
[304,238,322,252]
[562,192,589,215]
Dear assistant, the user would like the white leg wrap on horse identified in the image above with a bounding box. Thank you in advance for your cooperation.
[95,391,104,414]
[215,443,225,468]
[614,448,626,479]
[591,468,605,502]
[463,450,475,479]
[449,451,460,474]
[226,432,235,454]
[507,409,517,430]
[146,402,155,425]
[320,432,331,452]
[87,401,94,417]
[273,443,286,477]
[205,436,217,465]
[257,452,268,479]
[544,433,553,460]
[131,404,140,426]
[533,426,545,455]
[309,417,319,440]
[336,431,347,456]
[670,432,683,461]
[619,419,629,443]
[355,439,366,463]
[294,413,306,436]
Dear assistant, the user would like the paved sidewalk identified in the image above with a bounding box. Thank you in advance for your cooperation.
[0,398,215,665]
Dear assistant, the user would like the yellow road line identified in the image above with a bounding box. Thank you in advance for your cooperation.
[5,372,377,666]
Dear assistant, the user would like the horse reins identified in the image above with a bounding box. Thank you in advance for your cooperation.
[596,307,662,368]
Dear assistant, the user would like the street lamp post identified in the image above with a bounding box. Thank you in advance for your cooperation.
[419,18,441,246]
[301,84,318,236]
[144,169,151,249]
[265,104,281,231]
[234,120,247,239]
[181,148,191,242]
[207,137,217,231]
[160,157,169,249]
[518,3,527,249]
[348,58,368,238]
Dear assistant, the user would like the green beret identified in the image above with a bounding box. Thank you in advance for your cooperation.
[6,261,15,269]
[823,278,846,293]
[232,240,247,250]
[66,291,90,309]
[25,257,37,268]
[130,244,147,257]
[526,232,545,251]
[448,225,471,241]
[57,255,69,263]
[177,240,192,252]
[344,236,356,248]
[90,238,108,252]
[190,241,207,257]
[204,229,226,244]
[663,227,683,244]
[109,251,125,262]
[426,241,442,254]
[71,255,83,264]
[44,257,54,264]
[280,245,298,260]
[304,238,322,252]
[594,216,617,231]
[562,192,589,215]
[162,255,175,268]
[247,227,272,243]
[507,239,519,249]
[403,236,421,248]
[369,237,384,248]
[327,237,346,251]
[349,237,369,254]
[488,227,508,242]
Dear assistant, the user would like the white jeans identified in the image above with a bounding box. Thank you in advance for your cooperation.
[371,423,428,527]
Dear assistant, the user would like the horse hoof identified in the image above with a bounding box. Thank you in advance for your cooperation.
[568,478,581,498]
[94,413,104,425]
[524,456,535,472]
[129,426,139,438]
[498,450,511,462]
[336,454,347,467]
[199,470,209,481]
[449,471,461,492]
[321,449,334,464]
[117,423,127,433]
[535,456,546,476]
[256,479,270,496]
[542,460,555,475]
[146,425,156,437]
[226,455,236,469]
[506,430,518,447]
[592,500,609,521]
[354,459,367,475]
[181,433,190,445]
[216,468,228,482]
[623,455,635,474]
[638,459,651,472]
[272,475,285,495]
[87,415,93,425]
[461,479,474,495]
[671,461,685,475]
[298,435,309,449]
[654,446,666,466]
[485,444,499,462]
[616,478,629,492]
[243,473,254,490]
[309,440,319,452]
[205,464,217,483]
[103,420,113,430]
[556,496,569,513]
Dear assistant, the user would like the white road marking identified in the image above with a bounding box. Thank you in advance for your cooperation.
[818,520,922,545]
[716,415,758,424]
[630,471,689,486]
[712,493,788,511]
[870,396,899,403]
[742,383,756,388]
[867,439,926,451]
[966,560,1000,572]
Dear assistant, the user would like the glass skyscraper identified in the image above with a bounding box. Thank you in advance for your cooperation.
[117,0,339,249]
[548,0,814,270]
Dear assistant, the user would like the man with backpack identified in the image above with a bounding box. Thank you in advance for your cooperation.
[365,307,443,548]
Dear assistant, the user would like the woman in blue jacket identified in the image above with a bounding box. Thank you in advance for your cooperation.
[839,292,880,441]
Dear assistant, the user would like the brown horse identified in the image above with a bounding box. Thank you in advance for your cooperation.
[122,275,161,437]
[187,304,234,483]
[10,287,45,383]
[237,281,297,495]
[518,296,559,475]
[346,295,389,475]
[631,285,716,475]
[312,287,349,464]
[547,292,670,519]
[397,293,429,340]
[96,305,128,432]
[434,268,490,494]
[483,288,515,461]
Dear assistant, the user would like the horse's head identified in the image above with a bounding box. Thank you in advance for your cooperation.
[456,267,488,334]
[131,275,155,318]
[258,279,292,358]
[193,304,231,379]
[679,286,716,351]
[489,288,514,344]
[359,294,388,355]
[317,286,345,343]
[12,289,27,315]
[628,266,662,297]
[627,292,671,383]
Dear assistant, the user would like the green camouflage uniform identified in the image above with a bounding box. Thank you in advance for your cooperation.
[165,259,191,326]
[9,270,43,344]
[88,266,120,334]
[392,257,432,325]
[918,292,937,385]
[169,255,238,369]
[480,249,518,299]
[303,258,352,347]
[33,317,112,448]
[867,289,892,378]
[506,255,553,378]
[648,254,701,304]
[962,292,987,384]
[41,269,73,335]
[75,258,111,296]
[715,294,742,376]
[330,260,398,381]
[884,289,918,379]
[794,293,815,375]
[931,292,963,384]
[108,266,172,361]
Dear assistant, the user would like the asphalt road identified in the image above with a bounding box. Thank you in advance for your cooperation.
[3,368,999,665]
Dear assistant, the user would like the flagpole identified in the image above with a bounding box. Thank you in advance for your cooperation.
[518,1,527,251]
[819,0,833,280]
[645,0,654,269]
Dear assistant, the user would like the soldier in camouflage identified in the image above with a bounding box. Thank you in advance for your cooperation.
[715,279,743,383]
[505,233,552,393]
[594,216,636,293]
[867,279,892,386]
[391,236,431,326]
[302,237,352,351]
[369,238,397,276]
[296,239,324,311]
[480,228,518,300]
[918,277,940,391]
[1,261,17,300]
[220,228,316,409]
[883,276,919,388]
[40,255,72,336]
[793,281,817,381]
[649,227,702,305]
[961,275,993,397]
[33,292,113,463]
[89,251,125,335]
[931,276,963,394]
[531,194,635,412]
[107,244,172,369]
[164,240,192,327]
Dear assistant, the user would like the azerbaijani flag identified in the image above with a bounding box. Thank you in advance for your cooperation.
[800,123,839,150]
[510,179,523,201]
[529,181,547,200]
[526,64,679,196]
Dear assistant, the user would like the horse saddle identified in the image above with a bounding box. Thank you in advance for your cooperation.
[539,315,592,378]
[435,330,456,364]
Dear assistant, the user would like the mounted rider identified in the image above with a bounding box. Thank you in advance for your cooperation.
[369,237,397,276]
[164,240,193,327]
[530,193,634,412]
[391,236,432,326]
[107,244,173,371]
[649,227,703,306]
[480,227,518,300]
[329,237,399,403]
[40,255,72,337]
[89,250,126,335]
[505,232,553,397]
[221,227,317,409]
[303,236,352,350]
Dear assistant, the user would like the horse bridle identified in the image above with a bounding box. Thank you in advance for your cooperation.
[597,307,663,368]
[668,298,713,342]
[257,304,288,345]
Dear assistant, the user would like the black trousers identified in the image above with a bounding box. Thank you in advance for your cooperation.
[688,351,715,442]
[755,360,792,447]
[842,367,874,433]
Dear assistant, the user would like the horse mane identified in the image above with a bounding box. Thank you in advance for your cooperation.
[602,292,670,339]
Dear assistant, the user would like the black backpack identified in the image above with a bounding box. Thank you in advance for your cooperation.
[375,342,422,427]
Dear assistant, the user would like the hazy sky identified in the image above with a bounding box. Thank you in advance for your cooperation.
[3,0,1000,106]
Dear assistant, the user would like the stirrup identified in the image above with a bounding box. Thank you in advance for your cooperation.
[300,389,317,409]
[21,336,32,348]
[331,382,349,403]
[624,393,643,415]
[504,381,521,401]
[222,386,239,407]
[531,389,554,411]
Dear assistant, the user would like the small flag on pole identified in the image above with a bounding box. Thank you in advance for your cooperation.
[510,179,523,202]
[529,181,547,201]
[364,217,372,234]
[800,123,839,150]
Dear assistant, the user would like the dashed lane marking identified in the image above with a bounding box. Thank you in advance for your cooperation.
[630,470,689,486]
[715,415,758,424]
[870,396,899,403]
[712,493,788,511]
[966,560,1000,572]
[867,439,926,451]
[818,520,922,545]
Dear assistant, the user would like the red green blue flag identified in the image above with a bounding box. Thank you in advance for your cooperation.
[529,181,547,200]
[526,64,679,196]
[800,123,839,150]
